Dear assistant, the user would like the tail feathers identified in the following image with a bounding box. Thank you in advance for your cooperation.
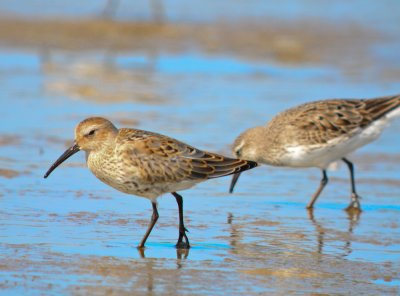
[208,158,258,179]
[189,157,257,180]
[363,94,400,123]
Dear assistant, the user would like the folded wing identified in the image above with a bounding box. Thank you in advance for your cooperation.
[117,129,257,184]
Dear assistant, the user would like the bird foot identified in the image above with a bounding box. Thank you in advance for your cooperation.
[176,228,190,249]
[175,241,190,249]
[345,194,362,213]
[136,246,146,258]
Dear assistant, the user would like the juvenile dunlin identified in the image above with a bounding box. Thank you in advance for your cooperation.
[230,94,400,211]
[44,117,257,249]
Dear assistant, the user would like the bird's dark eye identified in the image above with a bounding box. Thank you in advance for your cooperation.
[235,149,242,157]
[87,129,97,137]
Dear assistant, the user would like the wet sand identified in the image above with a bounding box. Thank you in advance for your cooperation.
[0,18,385,66]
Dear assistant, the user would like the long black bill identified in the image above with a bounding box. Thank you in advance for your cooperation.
[229,172,242,193]
[44,143,80,178]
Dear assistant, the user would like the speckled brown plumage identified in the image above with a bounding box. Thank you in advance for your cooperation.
[44,117,257,249]
[230,94,400,210]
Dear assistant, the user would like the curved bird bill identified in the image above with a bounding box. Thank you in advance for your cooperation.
[44,143,80,178]
[229,172,242,193]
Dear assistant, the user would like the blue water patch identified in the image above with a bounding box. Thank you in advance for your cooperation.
[0,51,41,71]
[373,278,400,287]
[347,242,400,263]
[49,238,232,261]
[142,53,340,79]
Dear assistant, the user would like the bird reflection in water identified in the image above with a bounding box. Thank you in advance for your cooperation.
[308,208,361,257]
[225,208,361,258]
[137,246,190,261]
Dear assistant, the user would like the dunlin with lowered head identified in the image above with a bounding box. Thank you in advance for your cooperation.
[230,94,400,211]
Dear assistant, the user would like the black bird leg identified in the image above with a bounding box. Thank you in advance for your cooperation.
[342,158,362,211]
[172,192,190,249]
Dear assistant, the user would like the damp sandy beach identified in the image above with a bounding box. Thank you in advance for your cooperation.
[0,1,399,295]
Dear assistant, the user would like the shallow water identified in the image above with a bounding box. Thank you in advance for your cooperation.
[1,1,400,295]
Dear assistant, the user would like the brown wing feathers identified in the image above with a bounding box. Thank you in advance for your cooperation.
[188,148,257,180]
[359,95,400,123]
[295,95,400,144]
[122,130,257,182]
